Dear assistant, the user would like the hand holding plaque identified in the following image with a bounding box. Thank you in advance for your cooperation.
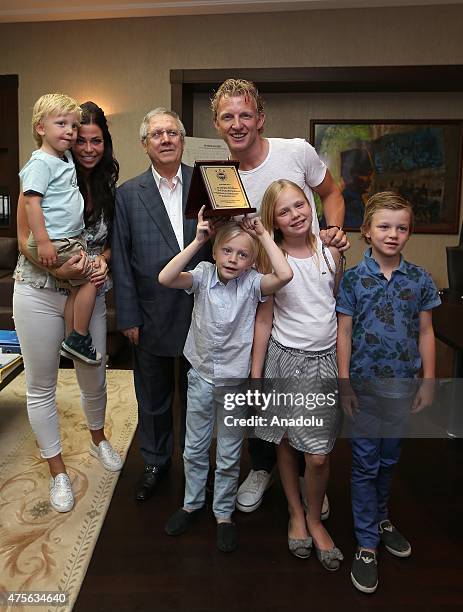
[185,160,256,219]
[194,205,227,244]
[239,215,266,239]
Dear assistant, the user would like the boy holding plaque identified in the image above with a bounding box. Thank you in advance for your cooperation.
[159,206,293,552]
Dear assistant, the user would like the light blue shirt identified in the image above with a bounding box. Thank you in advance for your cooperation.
[184,261,266,383]
[19,149,84,240]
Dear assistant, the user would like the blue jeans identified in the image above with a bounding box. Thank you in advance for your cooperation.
[183,368,245,519]
[350,394,411,549]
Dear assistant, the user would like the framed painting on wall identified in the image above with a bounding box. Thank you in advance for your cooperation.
[310,120,463,233]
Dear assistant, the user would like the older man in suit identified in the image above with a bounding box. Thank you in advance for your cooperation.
[112,107,209,502]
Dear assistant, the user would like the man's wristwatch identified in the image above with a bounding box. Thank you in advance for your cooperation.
[326,225,342,231]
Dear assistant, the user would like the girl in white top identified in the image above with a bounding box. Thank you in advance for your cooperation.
[252,179,344,570]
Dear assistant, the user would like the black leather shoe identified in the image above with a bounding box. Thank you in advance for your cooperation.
[135,463,170,502]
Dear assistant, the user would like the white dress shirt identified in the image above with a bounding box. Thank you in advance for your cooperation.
[151,165,184,250]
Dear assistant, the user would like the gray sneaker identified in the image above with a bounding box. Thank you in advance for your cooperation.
[379,520,411,557]
[351,549,378,594]
[236,470,272,512]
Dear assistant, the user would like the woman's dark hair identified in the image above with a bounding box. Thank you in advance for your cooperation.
[75,101,119,228]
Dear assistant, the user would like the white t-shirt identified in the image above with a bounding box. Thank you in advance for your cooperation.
[239,138,326,234]
[272,237,337,351]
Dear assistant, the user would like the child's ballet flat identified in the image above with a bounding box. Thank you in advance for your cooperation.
[288,535,312,559]
[314,545,344,571]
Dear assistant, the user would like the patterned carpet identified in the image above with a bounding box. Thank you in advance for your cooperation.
[0,369,137,612]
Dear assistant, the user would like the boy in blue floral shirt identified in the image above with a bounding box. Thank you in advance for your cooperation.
[336,192,441,594]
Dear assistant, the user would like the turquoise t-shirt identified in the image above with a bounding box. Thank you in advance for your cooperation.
[19,149,84,240]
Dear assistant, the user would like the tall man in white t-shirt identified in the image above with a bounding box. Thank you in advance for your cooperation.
[211,78,347,514]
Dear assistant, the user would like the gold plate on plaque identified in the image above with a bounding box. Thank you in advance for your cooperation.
[185,160,256,218]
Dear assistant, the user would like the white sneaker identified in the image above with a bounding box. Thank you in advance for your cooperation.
[236,469,272,512]
[49,473,74,513]
[299,476,330,521]
[90,440,123,472]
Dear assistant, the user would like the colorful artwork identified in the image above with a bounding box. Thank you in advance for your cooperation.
[310,121,462,233]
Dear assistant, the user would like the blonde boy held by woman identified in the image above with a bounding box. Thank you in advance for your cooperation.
[20,93,100,366]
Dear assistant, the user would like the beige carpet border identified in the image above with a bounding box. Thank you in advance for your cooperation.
[0,369,137,612]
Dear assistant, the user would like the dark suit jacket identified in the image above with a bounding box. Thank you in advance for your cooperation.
[112,163,210,356]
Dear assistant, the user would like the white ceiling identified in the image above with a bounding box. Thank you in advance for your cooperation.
[1,0,462,24]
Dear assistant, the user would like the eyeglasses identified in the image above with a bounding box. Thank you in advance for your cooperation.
[147,129,181,141]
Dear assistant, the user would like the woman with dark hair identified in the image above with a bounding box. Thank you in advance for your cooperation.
[13,101,123,514]
[75,101,119,234]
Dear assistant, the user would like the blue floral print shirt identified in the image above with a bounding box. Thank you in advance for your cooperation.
[336,248,441,382]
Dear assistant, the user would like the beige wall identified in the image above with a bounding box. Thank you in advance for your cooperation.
[1,4,462,284]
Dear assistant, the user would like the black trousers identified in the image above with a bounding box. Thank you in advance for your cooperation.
[248,437,277,473]
[133,347,189,467]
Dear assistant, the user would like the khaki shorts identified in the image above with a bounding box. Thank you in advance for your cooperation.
[27,232,88,287]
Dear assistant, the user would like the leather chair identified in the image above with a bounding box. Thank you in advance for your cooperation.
[446,246,463,292]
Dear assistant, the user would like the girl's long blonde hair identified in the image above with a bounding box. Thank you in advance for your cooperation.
[257,179,317,273]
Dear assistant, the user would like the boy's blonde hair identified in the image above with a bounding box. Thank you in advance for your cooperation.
[211,79,265,124]
[31,93,81,147]
[258,179,316,273]
[213,222,259,263]
[361,191,414,243]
